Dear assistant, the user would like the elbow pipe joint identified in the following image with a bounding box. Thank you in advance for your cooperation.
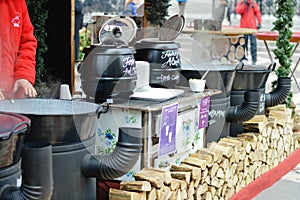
[227,89,260,123]
[0,141,53,200]
[81,127,143,180]
[265,77,291,108]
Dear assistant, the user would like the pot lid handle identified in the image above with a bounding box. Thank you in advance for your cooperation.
[159,15,185,41]
[268,62,276,71]
[235,62,244,71]
[98,16,137,46]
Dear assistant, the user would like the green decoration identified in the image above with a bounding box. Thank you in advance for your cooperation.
[26,0,48,85]
[144,0,171,26]
[272,0,294,78]
[272,0,295,113]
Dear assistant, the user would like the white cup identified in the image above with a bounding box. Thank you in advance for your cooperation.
[189,79,206,92]
[60,84,72,100]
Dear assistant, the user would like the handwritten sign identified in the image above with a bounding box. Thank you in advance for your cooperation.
[122,55,136,77]
[161,50,180,68]
[158,103,179,157]
[155,73,180,83]
[198,96,210,129]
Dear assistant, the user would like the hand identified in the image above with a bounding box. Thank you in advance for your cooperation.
[13,79,37,98]
[257,24,262,29]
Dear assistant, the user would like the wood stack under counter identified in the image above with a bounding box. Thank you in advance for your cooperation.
[109,105,300,200]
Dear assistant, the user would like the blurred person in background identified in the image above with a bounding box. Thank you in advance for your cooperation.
[75,0,84,61]
[236,0,262,65]
[0,0,38,100]
[123,0,138,16]
[213,0,231,25]
[177,0,187,17]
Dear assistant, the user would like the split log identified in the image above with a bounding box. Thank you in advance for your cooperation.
[109,188,146,200]
[189,153,214,167]
[134,168,165,188]
[147,188,157,200]
[160,185,172,200]
[211,177,219,188]
[171,172,191,184]
[195,183,208,198]
[170,179,180,191]
[204,191,212,200]
[216,168,225,179]
[170,189,181,200]
[208,186,216,197]
[187,181,195,199]
[209,163,219,177]
[182,157,207,170]
[243,115,268,133]
[201,168,209,184]
[219,158,229,170]
[219,137,243,149]
[208,142,233,158]
[170,164,201,180]
[120,181,151,192]
[181,190,188,200]
[197,148,223,163]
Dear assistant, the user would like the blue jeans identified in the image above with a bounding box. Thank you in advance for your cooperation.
[244,34,257,64]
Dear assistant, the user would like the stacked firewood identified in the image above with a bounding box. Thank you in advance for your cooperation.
[109,105,300,200]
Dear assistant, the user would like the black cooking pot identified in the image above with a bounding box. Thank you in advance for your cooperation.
[0,112,30,168]
[134,38,181,88]
[80,44,137,103]
[232,63,275,90]
[180,63,243,98]
[0,99,105,145]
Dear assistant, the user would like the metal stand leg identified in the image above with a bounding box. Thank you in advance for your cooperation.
[290,43,300,91]
[263,40,274,63]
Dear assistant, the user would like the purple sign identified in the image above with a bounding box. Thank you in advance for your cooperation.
[198,96,210,129]
[158,103,179,157]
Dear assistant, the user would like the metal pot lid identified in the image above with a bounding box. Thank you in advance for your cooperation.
[0,99,100,116]
[98,16,137,46]
[0,112,30,139]
[135,38,180,49]
[159,15,185,41]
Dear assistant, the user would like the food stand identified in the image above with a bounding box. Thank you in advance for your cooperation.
[96,88,220,181]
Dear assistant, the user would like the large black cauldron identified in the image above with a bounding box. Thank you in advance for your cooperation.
[0,99,102,144]
[134,38,181,88]
[80,44,137,103]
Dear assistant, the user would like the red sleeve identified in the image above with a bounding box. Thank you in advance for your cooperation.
[235,0,246,14]
[254,2,262,24]
[15,0,37,85]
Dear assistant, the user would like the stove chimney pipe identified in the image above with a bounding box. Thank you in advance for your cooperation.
[0,141,53,200]
[265,77,291,108]
[226,89,260,123]
[81,127,143,180]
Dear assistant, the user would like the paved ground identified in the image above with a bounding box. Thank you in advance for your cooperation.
[167,1,300,199]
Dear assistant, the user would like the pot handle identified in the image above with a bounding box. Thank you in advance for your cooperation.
[235,62,244,71]
[268,62,276,71]
[0,121,30,141]
[96,102,109,118]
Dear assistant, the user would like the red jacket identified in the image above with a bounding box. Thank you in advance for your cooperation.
[0,0,37,97]
[235,0,262,29]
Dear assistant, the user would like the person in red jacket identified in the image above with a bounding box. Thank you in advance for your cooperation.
[0,0,38,100]
[236,0,262,65]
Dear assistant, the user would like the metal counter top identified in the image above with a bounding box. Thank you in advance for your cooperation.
[108,88,221,112]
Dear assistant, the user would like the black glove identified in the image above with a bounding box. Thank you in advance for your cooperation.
[257,24,261,29]
[244,0,247,4]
